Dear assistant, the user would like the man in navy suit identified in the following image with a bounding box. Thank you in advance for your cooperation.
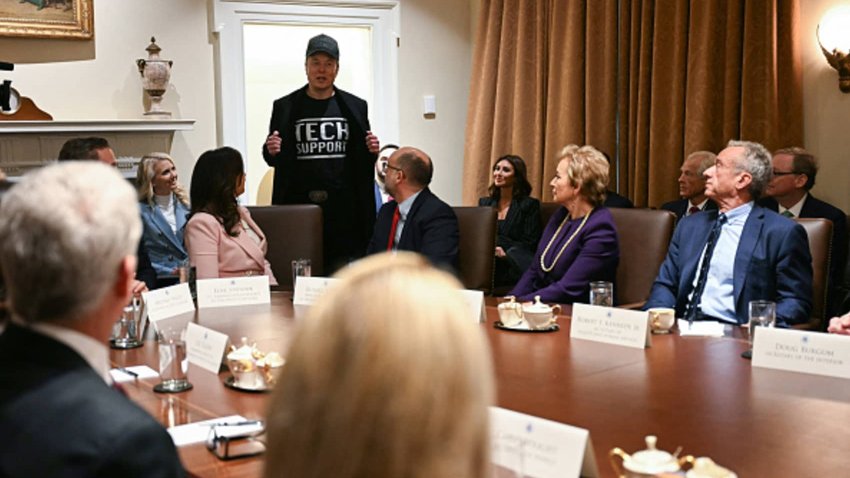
[367,146,459,269]
[661,151,718,220]
[758,147,847,317]
[646,140,813,326]
[0,162,185,477]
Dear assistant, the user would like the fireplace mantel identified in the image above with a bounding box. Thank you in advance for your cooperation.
[0,119,196,177]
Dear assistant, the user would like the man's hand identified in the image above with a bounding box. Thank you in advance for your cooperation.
[827,314,850,335]
[266,131,282,156]
[495,246,506,258]
[365,131,380,154]
[131,280,148,298]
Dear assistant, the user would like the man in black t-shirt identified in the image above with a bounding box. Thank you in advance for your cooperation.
[263,34,380,274]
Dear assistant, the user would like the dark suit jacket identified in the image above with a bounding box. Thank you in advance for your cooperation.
[645,205,813,326]
[0,324,185,478]
[478,195,542,253]
[262,85,376,260]
[604,190,634,208]
[660,198,718,221]
[367,188,459,269]
[759,195,847,315]
[136,244,157,290]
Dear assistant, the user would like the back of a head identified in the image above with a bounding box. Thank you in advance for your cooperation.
[189,147,243,214]
[0,162,140,323]
[57,137,109,161]
[397,148,433,188]
[265,253,493,478]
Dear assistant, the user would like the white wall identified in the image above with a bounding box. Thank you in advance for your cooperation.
[800,0,850,213]
[397,0,473,205]
[0,0,217,182]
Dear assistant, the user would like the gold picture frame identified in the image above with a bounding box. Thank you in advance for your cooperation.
[0,0,93,39]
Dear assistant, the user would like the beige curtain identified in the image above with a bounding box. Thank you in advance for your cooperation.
[463,0,802,207]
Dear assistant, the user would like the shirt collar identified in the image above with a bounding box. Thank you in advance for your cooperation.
[689,198,708,210]
[722,201,754,224]
[398,189,423,219]
[27,320,111,384]
[778,193,807,218]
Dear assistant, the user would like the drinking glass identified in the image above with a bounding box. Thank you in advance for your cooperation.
[178,259,197,300]
[748,300,776,349]
[291,258,312,289]
[154,326,193,393]
[589,281,614,307]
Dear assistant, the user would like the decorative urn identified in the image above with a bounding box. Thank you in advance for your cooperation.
[136,37,173,117]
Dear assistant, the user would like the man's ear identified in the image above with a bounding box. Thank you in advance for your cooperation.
[115,255,137,300]
[794,173,809,189]
[736,171,753,192]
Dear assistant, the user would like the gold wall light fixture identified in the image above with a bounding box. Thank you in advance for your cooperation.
[818,6,850,93]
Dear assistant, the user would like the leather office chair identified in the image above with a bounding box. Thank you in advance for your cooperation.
[247,205,323,290]
[453,206,496,292]
[609,208,675,307]
[794,218,832,331]
[540,201,560,230]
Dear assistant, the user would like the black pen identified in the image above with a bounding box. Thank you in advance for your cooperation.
[207,420,262,427]
[117,367,138,378]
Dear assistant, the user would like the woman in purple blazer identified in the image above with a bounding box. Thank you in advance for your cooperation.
[185,147,277,284]
[510,145,619,304]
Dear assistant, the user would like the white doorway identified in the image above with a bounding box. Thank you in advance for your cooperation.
[212,0,400,204]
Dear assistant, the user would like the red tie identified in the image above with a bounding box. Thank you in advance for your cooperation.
[688,206,700,215]
[387,206,400,250]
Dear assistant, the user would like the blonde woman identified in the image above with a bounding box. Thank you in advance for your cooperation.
[137,153,190,287]
[264,253,493,478]
[510,144,620,303]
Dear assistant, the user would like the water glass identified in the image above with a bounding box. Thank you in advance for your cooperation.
[589,281,614,307]
[748,300,776,349]
[291,258,312,288]
[154,326,192,393]
[178,259,197,299]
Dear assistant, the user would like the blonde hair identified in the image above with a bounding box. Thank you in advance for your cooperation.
[136,152,189,206]
[264,253,494,478]
[557,144,610,206]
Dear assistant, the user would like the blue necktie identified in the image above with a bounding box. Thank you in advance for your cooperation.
[685,213,728,322]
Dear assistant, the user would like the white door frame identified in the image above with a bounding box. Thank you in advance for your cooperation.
[210,0,400,194]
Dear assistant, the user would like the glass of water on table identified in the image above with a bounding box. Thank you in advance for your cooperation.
[744,300,775,359]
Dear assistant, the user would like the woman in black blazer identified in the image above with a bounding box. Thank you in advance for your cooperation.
[478,155,542,288]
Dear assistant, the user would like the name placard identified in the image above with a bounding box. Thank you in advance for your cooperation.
[490,407,598,478]
[185,322,230,374]
[570,303,650,349]
[459,289,486,323]
[195,276,270,309]
[753,327,850,379]
[293,276,339,306]
[142,283,195,323]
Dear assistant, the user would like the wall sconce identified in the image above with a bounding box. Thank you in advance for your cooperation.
[818,6,850,93]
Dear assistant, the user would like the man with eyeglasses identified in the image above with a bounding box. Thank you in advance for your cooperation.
[646,140,812,327]
[367,146,459,270]
[0,162,185,478]
[374,143,398,214]
[759,147,847,319]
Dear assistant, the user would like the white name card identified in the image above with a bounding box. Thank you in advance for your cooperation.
[142,283,195,323]
[460,289,487,323]
[195,276,270,309]
[293,276,339,306]
[570,303,651,349]
[490,407,598,478]
[185,322,230,374]
[753,327,850,379]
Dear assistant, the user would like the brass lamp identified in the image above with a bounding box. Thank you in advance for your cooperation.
[818,6,850,93]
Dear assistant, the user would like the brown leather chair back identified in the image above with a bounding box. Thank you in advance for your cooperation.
[609,208,676,306]
[540,201,560,230]
[247,205,323,290]
[794,218,832,330]
[453,206,496,292]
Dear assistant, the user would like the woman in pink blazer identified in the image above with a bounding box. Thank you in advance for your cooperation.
[185,147,278,284]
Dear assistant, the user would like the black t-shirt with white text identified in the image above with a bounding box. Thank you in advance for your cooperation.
[292,95,349,191]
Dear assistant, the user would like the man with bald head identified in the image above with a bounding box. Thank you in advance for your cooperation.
[661,151,718,220]
[367,147,459,269]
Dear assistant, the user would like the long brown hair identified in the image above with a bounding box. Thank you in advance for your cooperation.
[189,147,243,237]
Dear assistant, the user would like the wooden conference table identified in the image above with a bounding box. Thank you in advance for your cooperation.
[111,292,850,477]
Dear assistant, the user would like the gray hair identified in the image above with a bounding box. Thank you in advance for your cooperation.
[688,150,717,176]
[0,162,141,323]
[726,140,772,200]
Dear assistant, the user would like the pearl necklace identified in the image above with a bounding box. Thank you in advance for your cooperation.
[539,208,593,273]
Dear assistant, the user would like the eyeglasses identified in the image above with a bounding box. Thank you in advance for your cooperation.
[205,422,266,461]
[772,170,799,176]
[385,164,403,173]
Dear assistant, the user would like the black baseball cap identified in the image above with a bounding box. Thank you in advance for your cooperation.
[306,34,339,60]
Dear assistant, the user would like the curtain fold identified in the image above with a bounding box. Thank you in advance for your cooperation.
[463,0,802,207]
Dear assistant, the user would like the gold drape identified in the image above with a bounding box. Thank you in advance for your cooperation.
[463,0,802,207]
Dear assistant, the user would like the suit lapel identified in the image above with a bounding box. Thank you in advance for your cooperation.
[734,206,765,306]
[143,201,187,254]
[398,189,430,249]
[230,215,266,271]
[680,212,715,295]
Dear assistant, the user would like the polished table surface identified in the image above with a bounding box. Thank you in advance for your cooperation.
[111,292,850,477]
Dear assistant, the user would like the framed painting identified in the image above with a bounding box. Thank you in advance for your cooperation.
[0,0,93,39]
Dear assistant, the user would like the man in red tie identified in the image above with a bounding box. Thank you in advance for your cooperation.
[661,151,718,221]
[366,147,459,270]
